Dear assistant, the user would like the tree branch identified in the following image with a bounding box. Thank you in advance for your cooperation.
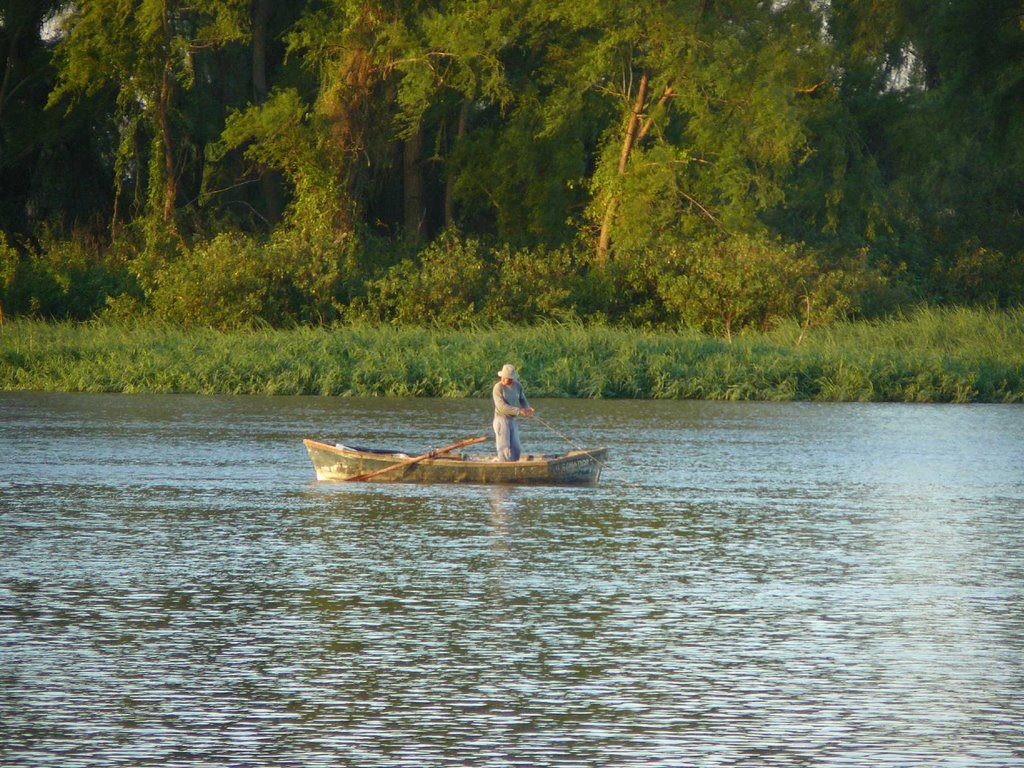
[795,80,826,95]
[680,190,726,231]
[637,85,674,144]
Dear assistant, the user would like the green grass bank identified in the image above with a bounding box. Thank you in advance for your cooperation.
[2,307,1023,402]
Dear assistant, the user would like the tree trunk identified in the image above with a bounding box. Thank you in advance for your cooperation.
[596,69,649,267]
[445,100,470,228]
[155,0,176,227]
[0,19,22,125]
[251,0,269,99]
[251,0,282,224]
[159,62,176,225]
[404,123,426,238]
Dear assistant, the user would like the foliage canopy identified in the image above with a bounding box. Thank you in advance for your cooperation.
[1,0,1022,332]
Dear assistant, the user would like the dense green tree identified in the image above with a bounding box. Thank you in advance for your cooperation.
[48,0,248,236]
[513,0,836,264]
[216,0,421,241]
[819,0,1024,300]
[0,1,104,238]
[1,0,1021,326]
[383,0,607,245]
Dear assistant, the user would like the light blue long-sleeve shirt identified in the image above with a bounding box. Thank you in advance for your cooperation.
[493,380,529,417]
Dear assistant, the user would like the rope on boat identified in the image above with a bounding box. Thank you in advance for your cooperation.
[533,415,613,473]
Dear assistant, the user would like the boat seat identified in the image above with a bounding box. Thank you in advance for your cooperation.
[335,443,411,458]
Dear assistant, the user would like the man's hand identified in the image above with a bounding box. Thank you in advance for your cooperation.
[522,406,536,417]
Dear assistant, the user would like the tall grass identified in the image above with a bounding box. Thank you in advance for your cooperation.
[1,306,1022,402]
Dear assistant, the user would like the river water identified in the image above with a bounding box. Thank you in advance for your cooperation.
[1,392,1023,767]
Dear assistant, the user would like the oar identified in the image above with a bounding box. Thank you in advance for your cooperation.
[344,435,488,482]
[533,415,611,471]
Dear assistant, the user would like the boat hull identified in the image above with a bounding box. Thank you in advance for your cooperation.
[303,439,606,485]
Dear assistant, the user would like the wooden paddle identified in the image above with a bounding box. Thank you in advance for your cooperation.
[344,435,488,482]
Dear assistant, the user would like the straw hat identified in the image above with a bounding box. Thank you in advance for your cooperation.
[497,364,518,381]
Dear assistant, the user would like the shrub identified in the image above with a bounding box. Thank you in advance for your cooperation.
[265,224,371,324]
[0,232,19,323]
[658,234,850,340]
[356,231,492,325]
[939,241,1024,307]
[149,232,281,328]
[488,244,581,322]
[0,229,137,321]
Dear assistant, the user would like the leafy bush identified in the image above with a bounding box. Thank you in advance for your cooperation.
[0,232,19,323]
[355,231,493,325]
[939,241,1024,306]
[658,234,851,340]
[264,225,348,325]
[488,244,582,322]
[149,232,281,328]
[0,229,137,321]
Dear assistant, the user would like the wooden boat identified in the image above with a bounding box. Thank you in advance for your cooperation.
[303,437,607,485]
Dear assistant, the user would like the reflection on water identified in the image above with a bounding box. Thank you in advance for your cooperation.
[487,485,516,532]
[1,393,1023,767]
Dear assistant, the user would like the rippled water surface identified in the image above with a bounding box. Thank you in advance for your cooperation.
[2,392,1023,767]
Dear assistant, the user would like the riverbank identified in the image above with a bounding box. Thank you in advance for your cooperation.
[2,307,1022,402]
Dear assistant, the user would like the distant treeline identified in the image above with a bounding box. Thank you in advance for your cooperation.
[3,308,1022,402]
[1,1,1023,330]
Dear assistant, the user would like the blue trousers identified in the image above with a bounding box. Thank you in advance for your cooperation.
[493,415,522,461]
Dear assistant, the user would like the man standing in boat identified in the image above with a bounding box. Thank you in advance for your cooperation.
[493,364,535,461]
